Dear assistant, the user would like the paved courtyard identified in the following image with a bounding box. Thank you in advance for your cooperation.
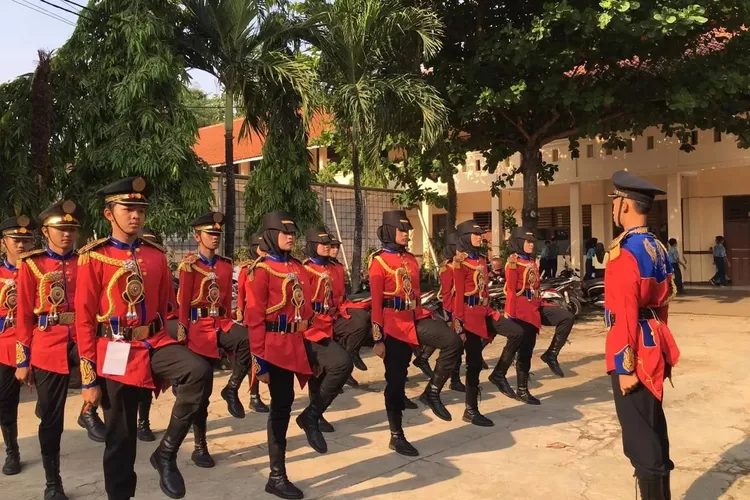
[6,293,750,500]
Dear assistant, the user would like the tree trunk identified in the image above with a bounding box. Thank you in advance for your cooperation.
[351,141,363,292]
[520,146,541,230]
[224,91,236,258]
[31,50,52,198]
[441,150,457,228]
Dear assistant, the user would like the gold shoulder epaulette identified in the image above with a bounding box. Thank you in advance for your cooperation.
[367,249,382,269]
[178,253,198,273]
[608,233,626,261]
[452,251,467,269]
[506,253,518,269]
[217,255,233,264]
[78,237,109,255]
[140,237,166,253]
[236,259,253,269]
[18,249,45,261]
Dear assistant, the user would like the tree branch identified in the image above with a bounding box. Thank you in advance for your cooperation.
[543,111,629,143]
[531,108,560,143]
[499,110,531,141]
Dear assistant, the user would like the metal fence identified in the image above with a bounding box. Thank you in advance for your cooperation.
[164,174,404,268]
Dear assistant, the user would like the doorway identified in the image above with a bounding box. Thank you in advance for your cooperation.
[724,196,750,285]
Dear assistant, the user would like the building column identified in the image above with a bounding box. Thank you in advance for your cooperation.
[491,193,502,258]
[667,172,683,254]
[570,182,583,269]
[418,200,433,265]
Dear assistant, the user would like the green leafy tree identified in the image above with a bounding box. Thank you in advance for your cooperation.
[305,0,449,289]
[181,0,317,257]
[183,87,230,128]
[55,0,213,238]
[415,0,750,228]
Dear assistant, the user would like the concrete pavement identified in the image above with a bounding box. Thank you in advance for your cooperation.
[4,303,750,500]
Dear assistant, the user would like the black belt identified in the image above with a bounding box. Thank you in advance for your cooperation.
[190,306,227,321]
[606,308,658,327]
[383,298,416,311]
[96,316,164,341]
[312,302,333,314]
[463,296,488,307]
[265,319,311,333]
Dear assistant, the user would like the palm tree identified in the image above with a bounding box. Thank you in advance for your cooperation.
[181,0,317,257]
[307,0,448,290]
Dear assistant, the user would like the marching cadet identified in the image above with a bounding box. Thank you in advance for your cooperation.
[13,201,89,500]
[235,232,269,413]
[327,233,372,386]
[177,212,249,468]
[369,210,462,457]
[605,170,680,500]
[0,216,36,476]
[493,227,573,405]
[243,211,313,500]
[75,177,213,500]
[452,220,526,426]
[298,228,355,453]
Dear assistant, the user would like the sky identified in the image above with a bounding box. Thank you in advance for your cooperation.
[1,0,219,91]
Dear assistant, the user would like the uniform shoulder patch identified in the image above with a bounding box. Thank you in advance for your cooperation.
[453,251,467,263]
[506,253,518,269]
[140,238,166,253]
[78,237,109,255]
[18,248,45,261]
[367,249,383,269]
[181,253,199,265]
[217,255,233,264]
[236,259,253,269]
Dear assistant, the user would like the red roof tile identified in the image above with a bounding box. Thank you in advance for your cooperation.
[193,113,331,166]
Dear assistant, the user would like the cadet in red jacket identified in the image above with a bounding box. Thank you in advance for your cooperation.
[75,177,212,500]
[452,220,528,426]
[605,170,680,500]
[244,211,313,500]
[0,216,36,476]
[14,200,95,500]
[497,227,573,405]
[369,210,462,457]
[297,228,354,454]
[235,232,269,413]
[177,212,247,468]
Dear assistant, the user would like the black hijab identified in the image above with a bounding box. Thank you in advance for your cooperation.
[377,225,405,253]
[442,231,457,261]
[509,227,535,257]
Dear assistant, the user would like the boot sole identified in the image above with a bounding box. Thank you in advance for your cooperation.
[150,454,186,499]
[137,434,157,442]
[389,443,419,457]
[462,414,494,427]
[488,377,520,400]
[250,405,270,413]
[191,457,216,468]
[77,416,106,443]
[220,388,246,419]
[418,394,452,421]
[264,484,304,499]
[2,466,21,476]
[295,416,328,454]
[540,355,565,378]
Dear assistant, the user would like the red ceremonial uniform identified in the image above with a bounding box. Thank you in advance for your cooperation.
[368,248,429,345]
[437,259,454,321]
[453,253,498,340]
[177,253,233,359]
[236,258,259,324]
[15,248,78,374]
[0,261,20,367]
[604,227,681,400]
[503,254,542,329]
[75,237,176,389]
[243,255,313,382]
[303,258,337,343]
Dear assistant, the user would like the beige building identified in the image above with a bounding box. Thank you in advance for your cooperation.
[418,127,750,285]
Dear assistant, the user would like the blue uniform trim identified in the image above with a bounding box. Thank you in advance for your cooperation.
[16,342,30,368]
[108,236,141,251]
[266,253,290,263]
[278,314,288,332]
[198,252,217,267]
[253,355,270,376]
[45,248,76,261]
[639,319,656,347]
[621,232,674,282]
[0,317,6,333]
[604,309,613,329]
[2,260,17,271]
[613,345,635,375]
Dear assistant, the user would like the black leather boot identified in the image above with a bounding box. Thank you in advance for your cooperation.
[403,395,418,410]
[137,399,156,442]
[412,355,434,378]
[1,424,21,475]
[77,403,107,443]
[345,374,359,387]
[637,475,667,500]
[419,369,452,421]
[191,421,215,468]
[249,379,269,413]
[662,473,672,500]
[387,410,418,457]
[352,350,367,371]
[540,328,571,377]
[150,415,191,499]
[265,440,303,499]
[488,349,519,400]
[462,387,493,427]
[296,399,328,454]
[516,370,541,405]
[42,454,67,500]
[220,362,248,419]
[318,415,334,433]
[450,370,466,392]
[171,380,178,397]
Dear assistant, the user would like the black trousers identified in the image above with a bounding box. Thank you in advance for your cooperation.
[383,317,462,411]
[611,372,673,480]
[267,363,295,452]
[506,320,539,373]
[333,309,372,353]
[194,328,250,427]
[541,305,574,345]
[0,363,20,426]
[33,368,70,457]
[463,332,484,388]
[673,265,685,294]
[101,344,213,498]
[307,338,353,412]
